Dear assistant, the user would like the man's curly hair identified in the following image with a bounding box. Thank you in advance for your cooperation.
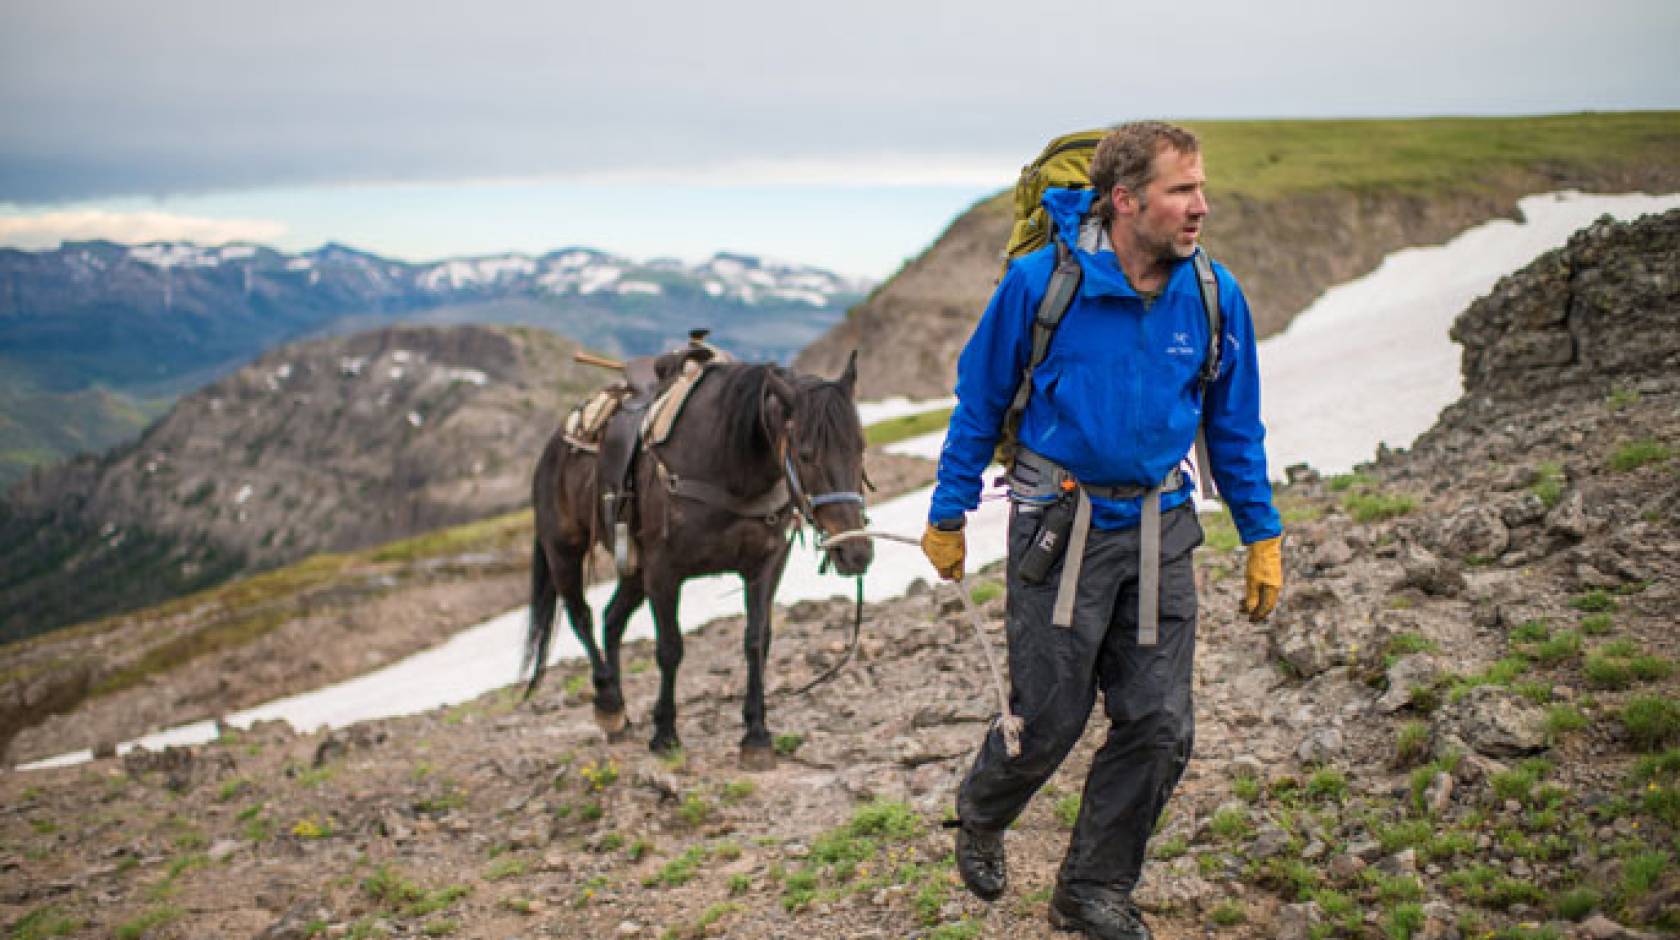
[1089,121,1200,223]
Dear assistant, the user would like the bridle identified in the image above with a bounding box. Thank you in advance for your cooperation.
[779,432,867,552]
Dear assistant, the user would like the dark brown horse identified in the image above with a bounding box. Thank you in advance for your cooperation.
[523,355,873,768]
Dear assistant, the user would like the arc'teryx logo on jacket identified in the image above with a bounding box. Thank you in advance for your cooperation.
[931,187,1282,543]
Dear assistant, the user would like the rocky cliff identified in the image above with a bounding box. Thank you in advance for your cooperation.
[0,324,602,641]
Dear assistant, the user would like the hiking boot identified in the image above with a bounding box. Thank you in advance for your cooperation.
[953,824,1007,901]
[1048,882,1150,940]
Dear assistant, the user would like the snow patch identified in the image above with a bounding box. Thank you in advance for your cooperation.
[440,366,489,386]
[577,267,622,295]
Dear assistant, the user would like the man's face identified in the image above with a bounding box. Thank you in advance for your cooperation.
[1117,146,1209,262]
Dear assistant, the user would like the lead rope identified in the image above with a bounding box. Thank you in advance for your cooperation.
[820,529,1023,758]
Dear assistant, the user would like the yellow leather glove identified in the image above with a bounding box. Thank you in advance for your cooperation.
[1242,535,1283,622]
[921,522,966,581]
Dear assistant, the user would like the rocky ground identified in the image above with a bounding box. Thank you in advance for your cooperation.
[2,213,1678,939]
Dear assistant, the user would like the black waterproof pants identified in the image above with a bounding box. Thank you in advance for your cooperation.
[956,501,1202,892]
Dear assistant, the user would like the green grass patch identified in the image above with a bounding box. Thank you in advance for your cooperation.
[114,905,182,940]
[1553,886,1602,921]
[1342,489,1415,524]
[1306,768,1348,803]
[9,905,85,939]
[1384,902,1424,940]
[1329,472,1376,492]
[645,845,709,887]
[1532,629,1583,665]
[1385,631,1438,662]
[484,856,528,881]
[863,407,953,448]
[1209,900,1246,926]
[1201,509,1242,552]
[1620,850,1670,914]
[1608,439,1672,473]
[1395,721,1431,766]
[773,732,804,756]
[1545,704,1589,740]
[1585,654,1634,690]
[1622,695,1680,752]
[1629,655,1675,681]
[367,509,532,564]
[677,792,712,827]
[1208,806,1251,842]
[1569,590,1617,613]
[926,922,981,940]
[1579,612,1614,635]
[1054,793,1082,829]
[968,580,1003,605]
[1530,461,1566,509]
[360,865,469,918]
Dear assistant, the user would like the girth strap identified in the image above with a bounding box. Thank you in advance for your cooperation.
[658,459,792,522]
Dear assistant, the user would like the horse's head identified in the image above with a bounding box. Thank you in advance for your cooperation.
[774,352,873,577]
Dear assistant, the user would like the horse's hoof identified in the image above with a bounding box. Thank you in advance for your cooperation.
[594,708,628,739]
[649,734,682,757]
[738,744,777,771]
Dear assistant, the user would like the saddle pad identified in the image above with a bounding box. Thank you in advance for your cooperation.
[641,360,711,446]
[564,384,629,445]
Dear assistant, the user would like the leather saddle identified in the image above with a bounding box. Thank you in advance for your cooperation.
[596,333,730,575]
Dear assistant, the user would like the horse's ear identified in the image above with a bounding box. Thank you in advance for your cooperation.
[763,370,799,432]
[839,350,858,396]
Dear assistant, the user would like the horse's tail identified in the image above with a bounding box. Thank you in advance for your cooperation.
[523,536,558,699]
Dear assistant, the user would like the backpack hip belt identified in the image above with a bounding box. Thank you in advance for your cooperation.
[1011,448,1183,645]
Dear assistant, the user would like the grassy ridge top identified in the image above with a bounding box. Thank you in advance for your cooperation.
[1187,111,1680,200]
[968,112,1680,212]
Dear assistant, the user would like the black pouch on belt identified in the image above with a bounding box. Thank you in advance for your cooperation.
[1017,490,1077,584]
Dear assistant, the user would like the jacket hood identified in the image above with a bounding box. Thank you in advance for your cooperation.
[1042,187,1141,298]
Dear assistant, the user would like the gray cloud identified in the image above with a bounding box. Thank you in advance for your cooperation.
[4,0,1678,203]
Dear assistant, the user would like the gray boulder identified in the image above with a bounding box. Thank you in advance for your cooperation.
[1443,686,1547,757]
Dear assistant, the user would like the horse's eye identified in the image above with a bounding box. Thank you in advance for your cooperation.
[799,448,815,464]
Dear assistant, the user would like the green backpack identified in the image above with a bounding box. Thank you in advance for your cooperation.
[997,129,1223,500]
[1000,129,1107,276]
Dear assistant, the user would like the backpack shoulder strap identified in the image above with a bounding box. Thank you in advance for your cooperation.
[998,237,1083,465]
[1191,247,1222,500]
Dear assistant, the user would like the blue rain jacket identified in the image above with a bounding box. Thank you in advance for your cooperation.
[929,187,1282,543]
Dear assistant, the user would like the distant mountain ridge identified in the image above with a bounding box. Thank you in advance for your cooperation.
[0,323,600,641]
[0,239,868,484]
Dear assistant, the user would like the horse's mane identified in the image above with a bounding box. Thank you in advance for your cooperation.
[788,372,863,457]
[718,363,781,459]
[716,363,861,461]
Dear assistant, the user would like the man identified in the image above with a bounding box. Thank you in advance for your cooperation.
[920,121,1283,940]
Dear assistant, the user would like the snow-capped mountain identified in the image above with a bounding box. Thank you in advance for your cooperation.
[0,240,870,486]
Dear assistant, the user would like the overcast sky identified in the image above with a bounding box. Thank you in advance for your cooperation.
[3,0,1677,277]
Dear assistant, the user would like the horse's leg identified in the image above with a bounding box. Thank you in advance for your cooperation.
[548,536,609,707]
[645,574,685,756]
[595,577,646,741]
[739,543,793,770]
